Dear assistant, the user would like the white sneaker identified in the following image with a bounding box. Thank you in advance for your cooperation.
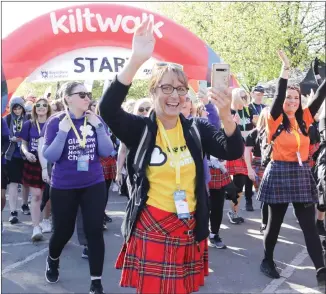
[32,226,43,241]
[112,183,119,192]
[40,219,52,233]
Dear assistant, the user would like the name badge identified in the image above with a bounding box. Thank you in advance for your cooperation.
[173,190,190,219]
[296,152,303,166]
[77,154,89,172]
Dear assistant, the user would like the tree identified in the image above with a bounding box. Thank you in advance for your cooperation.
[151,2,325,88]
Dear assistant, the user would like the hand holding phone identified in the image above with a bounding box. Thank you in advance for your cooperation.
[211,63,230,88]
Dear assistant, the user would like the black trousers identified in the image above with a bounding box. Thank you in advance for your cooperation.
[264,202,325,270]
[261,202,268,225]
[49,182,107,277]
[209,189,225,235]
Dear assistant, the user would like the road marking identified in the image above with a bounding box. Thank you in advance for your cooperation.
[2,247,49,275]
[262,248,308,293]
[2,240,49,247]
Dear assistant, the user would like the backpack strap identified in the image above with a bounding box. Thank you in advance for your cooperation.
[189,120,203,159]
[270,123,284,143]
[133,124,151,175]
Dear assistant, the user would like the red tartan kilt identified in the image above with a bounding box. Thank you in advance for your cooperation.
[226,156,248,176]
[22,160,44,190]
[208,167,231,190]
[115,205,208,294]
[308,143,320,168]
[252,157,265,189]
[100,156,117,180]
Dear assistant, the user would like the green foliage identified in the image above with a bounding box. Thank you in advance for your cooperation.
[14,79,149,101]
[151,2,325,88]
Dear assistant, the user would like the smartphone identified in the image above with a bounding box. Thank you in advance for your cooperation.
[198,80,208,91]
[211,63,230,88]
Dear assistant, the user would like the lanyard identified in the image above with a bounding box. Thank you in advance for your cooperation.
[66,113,87,149]
[36,121,41,135]
[14,119,23,132]
[157,118,182,189]
[291,121,301,152]
[237,109,246,131]
[252,103,262,115]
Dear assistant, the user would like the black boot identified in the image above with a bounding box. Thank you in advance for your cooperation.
[90,280,104,294]
[260,259,280,279]
[316,220,326,237]
[245,198,254,211]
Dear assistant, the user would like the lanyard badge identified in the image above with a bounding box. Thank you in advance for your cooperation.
[66,113,89,171]
[292,122,303,166]
[157,118,190,219]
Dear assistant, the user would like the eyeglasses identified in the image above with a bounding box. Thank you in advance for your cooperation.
[69,92,92,99]
[155,62,184,70]
[158,84,189,96]
[138,107,151,113]
[36,103,48,108]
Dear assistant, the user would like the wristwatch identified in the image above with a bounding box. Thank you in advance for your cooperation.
[95,123,104,129]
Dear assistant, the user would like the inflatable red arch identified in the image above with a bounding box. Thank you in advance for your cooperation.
[2,3,239,113]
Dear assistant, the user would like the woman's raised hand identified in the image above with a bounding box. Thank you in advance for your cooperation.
[277,50,290,68]
[131,16,156,66]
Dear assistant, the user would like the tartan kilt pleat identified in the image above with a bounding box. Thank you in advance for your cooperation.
[257,160,318,204]
[100,156,117,180]
[252,157,265,189]
[226,155,248,176]
[308,143,320,168]
[22,160,44,189]
[208,167,232,190]
[115,205,208,294]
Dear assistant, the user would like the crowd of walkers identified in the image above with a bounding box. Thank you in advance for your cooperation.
[1,17,326,294]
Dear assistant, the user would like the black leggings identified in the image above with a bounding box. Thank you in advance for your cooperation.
[261,202,268,225]
[209,189,225,235]
[104,179,112,213]
[244,176,253,200]
[49,182,107,277]
[264,202,325,270]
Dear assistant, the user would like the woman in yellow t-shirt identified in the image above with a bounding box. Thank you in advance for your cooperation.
[257,50,326,290]
[100,18,244,294]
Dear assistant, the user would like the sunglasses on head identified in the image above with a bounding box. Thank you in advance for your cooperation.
[36,103,48,108]
[155,62,184,71]
[138,107,151,113]
[69,92,92,99]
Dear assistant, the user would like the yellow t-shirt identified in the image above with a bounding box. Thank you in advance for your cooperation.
[146,121,196,213]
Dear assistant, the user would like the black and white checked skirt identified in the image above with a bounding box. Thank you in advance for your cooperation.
[257,160,318,204]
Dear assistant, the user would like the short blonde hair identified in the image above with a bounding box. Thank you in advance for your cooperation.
[133,98,152,115]
[148,64,188,96]
[123,99,136,114]
[231,88,248,110]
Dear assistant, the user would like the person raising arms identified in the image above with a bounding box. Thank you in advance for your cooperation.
[100,18,243,294]
[257,50,326,291]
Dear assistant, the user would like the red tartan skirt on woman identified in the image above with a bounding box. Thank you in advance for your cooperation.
[208,167,232,190]
[226,155,248,176]
[115,205,209,294]
[22,159,45,189]
[100,156,117,180]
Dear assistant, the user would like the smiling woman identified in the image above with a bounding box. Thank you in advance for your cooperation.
[20,97,52,241]
[99,17,244,294]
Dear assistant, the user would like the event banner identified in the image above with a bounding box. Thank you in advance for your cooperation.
[26,46,159,82]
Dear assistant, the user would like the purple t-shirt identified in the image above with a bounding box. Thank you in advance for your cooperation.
[2,118,10,164]
[20,120,45,154]
[44,112,107,189]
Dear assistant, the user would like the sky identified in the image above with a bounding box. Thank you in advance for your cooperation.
[1,1,153,38]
